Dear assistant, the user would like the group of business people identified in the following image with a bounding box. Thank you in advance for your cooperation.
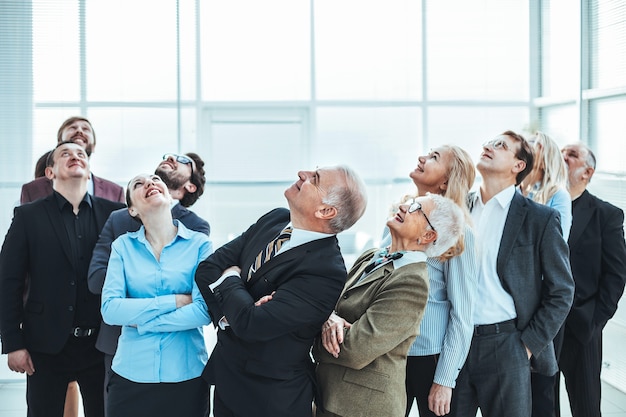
[1,118,625,417]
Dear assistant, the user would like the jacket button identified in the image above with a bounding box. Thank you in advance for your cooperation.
[343,294,349,299]
[68,306,74,311]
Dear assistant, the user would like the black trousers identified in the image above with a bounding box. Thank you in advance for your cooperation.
[405,354,439,417]
[107,372,208,417]
[559,325,603,417]
[27,337,104,417]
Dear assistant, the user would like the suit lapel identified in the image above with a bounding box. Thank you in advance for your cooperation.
[568,190,593,248]
[347,263,391,291]
[497,192,527,276]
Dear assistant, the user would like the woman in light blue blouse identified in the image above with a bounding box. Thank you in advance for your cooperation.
[101,173,212,417]
[389,145,478,417]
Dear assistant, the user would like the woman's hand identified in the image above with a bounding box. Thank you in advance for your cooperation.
[321,312,352,358]
[175,294,192,308]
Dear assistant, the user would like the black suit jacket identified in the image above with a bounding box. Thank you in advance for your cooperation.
[566,190,626,344]
[0,194,125,355]
[87,203,210,355]
[195,208,347,417]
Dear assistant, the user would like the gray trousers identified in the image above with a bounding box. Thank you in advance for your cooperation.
[450,329,532,417]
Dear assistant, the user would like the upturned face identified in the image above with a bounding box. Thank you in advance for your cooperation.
[48,142,90,181]
[59,120,95,156]
[477,134,525,179]
[155,153,195,191]
[387,195,435,243]
[409,146,453,194]
[284,167,344,225]
[127,174,172,218]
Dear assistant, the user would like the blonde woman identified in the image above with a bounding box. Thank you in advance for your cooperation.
[520,131,572,240]
[398,145,478,417]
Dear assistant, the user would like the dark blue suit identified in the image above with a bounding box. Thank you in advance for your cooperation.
[195,208,347,417]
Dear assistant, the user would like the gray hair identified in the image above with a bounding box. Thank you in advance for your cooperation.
[322,165,368,234]
[423,193,465,259]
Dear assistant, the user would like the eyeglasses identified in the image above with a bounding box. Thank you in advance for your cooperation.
[483,139,516,154]
[163,153,193,176]
[406,199,436,232]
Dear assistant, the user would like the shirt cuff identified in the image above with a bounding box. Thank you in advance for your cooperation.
[208,270,241,292]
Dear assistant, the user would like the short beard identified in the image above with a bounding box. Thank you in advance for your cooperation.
[155,167,186,191]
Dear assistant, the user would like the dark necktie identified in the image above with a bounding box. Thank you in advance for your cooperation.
[363,251,404,274]
[248,226,293,280]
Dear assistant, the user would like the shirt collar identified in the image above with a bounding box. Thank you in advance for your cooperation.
[477,184,516,209]
[393,250,427,269]
[53,190,92,211]
[289,223,334,247]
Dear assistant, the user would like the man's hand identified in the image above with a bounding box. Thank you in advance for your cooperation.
[8,349,35,376]
[428,383,452,416]
[321,312,352,358]
[255,291,276,306]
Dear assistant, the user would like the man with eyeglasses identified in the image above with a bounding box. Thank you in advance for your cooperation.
[20,116,125,204]
[87,152,210,412]
[449,131,574,417]
[556,143,626,417]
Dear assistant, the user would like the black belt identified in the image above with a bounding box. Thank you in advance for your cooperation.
[473,319,517,336]
[71,327,97,338]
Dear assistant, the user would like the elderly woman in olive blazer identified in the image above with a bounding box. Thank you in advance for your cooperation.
[313,194,465,417]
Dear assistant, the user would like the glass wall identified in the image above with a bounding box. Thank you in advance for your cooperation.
[2,0,624,244]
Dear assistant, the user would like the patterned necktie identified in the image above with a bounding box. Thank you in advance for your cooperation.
[247,226,293,280]
[362,251,404,274]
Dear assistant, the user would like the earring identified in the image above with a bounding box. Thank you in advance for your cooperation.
[417,238,421,245]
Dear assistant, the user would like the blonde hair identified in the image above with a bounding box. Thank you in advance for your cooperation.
[436,145,476,223]
[522,132,568,204]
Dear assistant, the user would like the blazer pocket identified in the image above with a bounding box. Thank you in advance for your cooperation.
[342,367,389,393]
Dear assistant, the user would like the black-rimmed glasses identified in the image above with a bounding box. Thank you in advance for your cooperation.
[406,200,436,232]
[163,154,193,176]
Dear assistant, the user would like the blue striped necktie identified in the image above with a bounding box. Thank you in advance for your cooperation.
[248,226,293,280]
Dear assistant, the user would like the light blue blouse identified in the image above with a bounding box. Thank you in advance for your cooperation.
[101,220,212,383]
[546,187,572,241]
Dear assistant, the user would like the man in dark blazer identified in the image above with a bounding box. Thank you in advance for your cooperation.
[0,142,125,417]
[450,131,574,417]
[557,143,626,417]
[195,165,367,417]
[87,152,210,400]
[20,116,124,204]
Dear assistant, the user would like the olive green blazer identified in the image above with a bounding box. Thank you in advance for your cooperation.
[313,249,429,417]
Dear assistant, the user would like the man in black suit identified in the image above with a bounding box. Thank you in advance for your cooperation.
[0,142,125,417]
[87,152,210,404]
[195,165,367,417]
[450,131,574,417]
[558,143,626,417]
